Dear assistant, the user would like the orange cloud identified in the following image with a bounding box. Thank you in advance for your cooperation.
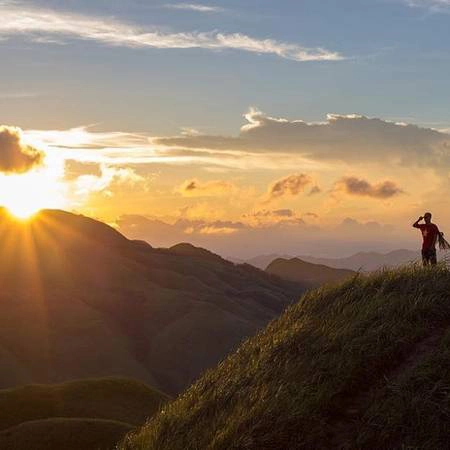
[178,178,237,197]
[336,177,404,199]
[0,126,44,173]
[266,174,312,202]
[65,160,102,180]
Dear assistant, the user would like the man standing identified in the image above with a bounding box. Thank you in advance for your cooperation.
[413,212,441,266]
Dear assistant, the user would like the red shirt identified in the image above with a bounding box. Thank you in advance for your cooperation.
[417,223,439,250]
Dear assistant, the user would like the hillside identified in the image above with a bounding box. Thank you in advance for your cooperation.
[0,377,168,431]
[0,208,303,395]
[266,257,355,287]
[0,377,167,450]
[121,265,450,450]
[0,418,132,450]
[300,249,420,272]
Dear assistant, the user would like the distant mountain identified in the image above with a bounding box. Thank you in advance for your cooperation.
[239,250,420,272]
[123,265,450,450]
[0,209,303,395]
[238,254,293,270]
[266,257,355,287]
[0,377,167,450]
[299,249,420,272]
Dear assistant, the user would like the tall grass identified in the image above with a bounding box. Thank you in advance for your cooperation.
[120,264,450,450]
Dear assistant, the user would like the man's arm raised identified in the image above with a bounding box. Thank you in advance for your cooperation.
[413,216,423,228]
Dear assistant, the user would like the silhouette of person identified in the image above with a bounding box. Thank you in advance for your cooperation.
[413,212,441,266]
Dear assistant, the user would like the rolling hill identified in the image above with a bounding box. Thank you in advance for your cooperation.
[121,265,450,450]
[0,208,303,395]
[266,257,355,287]
[0,377,167,450]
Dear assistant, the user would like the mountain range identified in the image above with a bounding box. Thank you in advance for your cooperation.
[239,249,420,271]
[0,208,303,396]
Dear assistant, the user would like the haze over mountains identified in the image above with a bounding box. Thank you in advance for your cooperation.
[240,249,420,272]
[0,208,303,396]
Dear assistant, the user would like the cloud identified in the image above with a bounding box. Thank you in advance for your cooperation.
[336,217,395,234]
[242,208,305,227]
[64,160,102,180]
[0,126,44,173]
[253,209,296,218]
[69,165,144,198]
[156,108,450,171]
[0,91,42,100]
[25,110,450,175]
[190,220,245,235]
[308,186,322,196]
[165,3,225,13]
[0,4,343,62]
[336,177,404,199]
[267,174,312,201]
[403,0,450,11]
[25,126,151,150]
[178,178,237,197]
[116,213,408,259]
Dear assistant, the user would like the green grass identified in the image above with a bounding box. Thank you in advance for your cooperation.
[0,377,169,431]
[0,417,133,450]
[119,264,450,450]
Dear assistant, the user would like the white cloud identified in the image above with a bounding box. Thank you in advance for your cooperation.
[165,3,225,13]
[0,3,342,62]
[24,125,319,172]
[156,108,450,171]
[0,91,42,99]
[70,165,144,199]
[403,0,450,11]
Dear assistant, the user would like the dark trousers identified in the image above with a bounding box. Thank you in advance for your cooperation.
[422,247,437,266]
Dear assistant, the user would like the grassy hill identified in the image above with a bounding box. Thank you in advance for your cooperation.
[0,208,303,395]
[266,257,355,287]
[0,418,132,450]
[121,264,450,450]
[0,377,168,430]
[0,377,168,450]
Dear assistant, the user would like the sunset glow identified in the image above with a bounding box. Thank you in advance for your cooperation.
[0,167,67,219]
[1,1,449,257]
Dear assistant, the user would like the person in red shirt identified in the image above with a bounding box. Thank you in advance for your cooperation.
[413,212,441,266]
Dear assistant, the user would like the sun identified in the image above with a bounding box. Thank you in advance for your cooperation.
[6,202,41,219]
[0,164,67,219]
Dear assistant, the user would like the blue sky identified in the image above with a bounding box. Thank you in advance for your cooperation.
[1,0,450,133]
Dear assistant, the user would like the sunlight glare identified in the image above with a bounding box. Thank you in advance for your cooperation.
[0,160,67,219]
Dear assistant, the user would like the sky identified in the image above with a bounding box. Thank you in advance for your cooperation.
[1,0,450,258]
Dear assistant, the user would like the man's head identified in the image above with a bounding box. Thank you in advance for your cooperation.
[424,212,432,224]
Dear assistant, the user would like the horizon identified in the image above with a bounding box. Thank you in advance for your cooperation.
[1,0,450,258]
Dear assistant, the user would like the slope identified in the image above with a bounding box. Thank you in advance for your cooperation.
[0,377,168,431]
[121,264,450,450]
[266,257,355,287]
[0,208,303,395]
[0,418,132,450]
[0,377,167,450]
